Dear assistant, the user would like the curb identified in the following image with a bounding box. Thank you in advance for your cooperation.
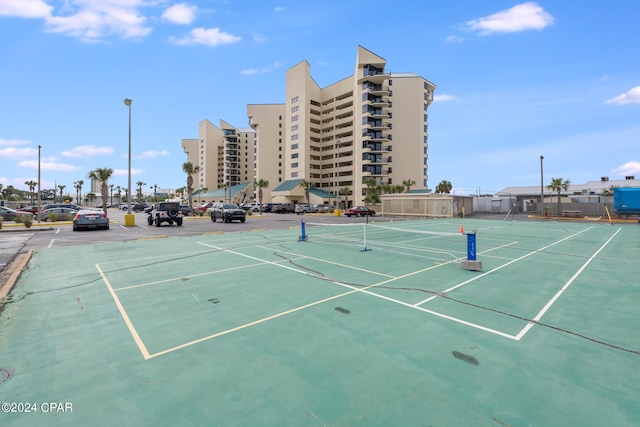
[0,250,32,301]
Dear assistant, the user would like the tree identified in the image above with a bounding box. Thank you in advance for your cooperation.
[255,179,269,214]
[363,177,380,205]
[402,179,416,193]
[109,184,114,207]
[339,187,350,209]
[136,181,146,203]
[116,186,122,204]
[74,180,84,206]
[25,180,37,204]
[299,180,313,207]
[58,185,66,202]
[182,162,200,209]
[435,180,452,194]
[547,177,570,217]
[88,168,114,215]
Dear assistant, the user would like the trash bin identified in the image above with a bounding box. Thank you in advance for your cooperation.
[334,209,341,216]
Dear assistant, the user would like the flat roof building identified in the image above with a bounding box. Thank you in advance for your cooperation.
[183,46,436,207]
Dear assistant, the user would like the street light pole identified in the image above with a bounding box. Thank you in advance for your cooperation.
[124,98,134,225]
[37,145,41,223]
[540,155,544,216]
[335,139,341,210]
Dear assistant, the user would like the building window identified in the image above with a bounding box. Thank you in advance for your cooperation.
[291,115,299,122]
[291,162,298,168]
[291,153,298,159]
[291,96,299,104]
[291,134,299,141]
[389,79,393,86]
[291,172,298,178]
[291,143,298,149]
[291,105,299,113]
[291,124,298,131]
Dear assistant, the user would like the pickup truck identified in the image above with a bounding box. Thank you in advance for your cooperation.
[271,203,295,213]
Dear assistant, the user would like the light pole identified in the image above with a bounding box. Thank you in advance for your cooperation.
[335,139,341,210]
[124,98,134,225]
[37,145,41,223]
[540,155,544,216]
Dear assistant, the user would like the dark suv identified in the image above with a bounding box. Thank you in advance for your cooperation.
[147,202,183,227]
[210,203,246,223]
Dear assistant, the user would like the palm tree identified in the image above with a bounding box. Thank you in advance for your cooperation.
[136,181,146,203]
[58,185,66,202]
[255,179,269,214]
[300,180,313,207]
[109,184,114,207]
[74,180,84,206]
[435,180,452,194]
[182,162,200,209]
[25,180,37,204]
[116,186,122,204]
[547,177,570,217]
[363,177,380,205]
[402,179,416,193]
[88,168,114,215]
[339,187,350,209]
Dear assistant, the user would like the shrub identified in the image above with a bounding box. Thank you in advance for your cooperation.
[23,216,33,228]
[49,212,58,222]
[0,216,3,229]
[14,216,23,224]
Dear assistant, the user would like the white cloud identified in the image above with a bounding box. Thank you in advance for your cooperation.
[433,94,456,102]
[0,138,31,146]
[18,159,81,172]
[113,168,143,176]
[0,146,38,160]
[241,61,282,76]
[0,0,52,18]
[42,0,152,41]
[445,35,463,43]
[61,145,114,158]
[464,2,554,35]
[604,86,640,105]
[133,150,170,159]
[171,27,241,46]
[612,161,640,176]
[274,7,285,12]
[162,3,197,25]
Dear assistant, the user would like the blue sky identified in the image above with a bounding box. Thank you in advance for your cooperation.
[1,1,639,197]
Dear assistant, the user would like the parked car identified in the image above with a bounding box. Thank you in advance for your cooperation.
[210,203,246,223]
[272,203,296,213]
[295,204,317,214]
[180,205,195,216]
[0,206,33,222]
[196,202,214,213]
[344,206,376,217]
[41,203,81,212]
[122,203,149,212]
[147,202,183,227]
[314,203,334,213]
[17,206,39,215]
[73,210,110,231]
[38,207,78,222]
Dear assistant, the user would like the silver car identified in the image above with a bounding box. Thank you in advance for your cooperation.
[73,210,110,231]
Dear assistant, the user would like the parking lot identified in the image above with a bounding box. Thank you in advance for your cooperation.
[0,207,395,281]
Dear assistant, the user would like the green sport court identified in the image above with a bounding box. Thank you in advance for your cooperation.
[1,218,639,426]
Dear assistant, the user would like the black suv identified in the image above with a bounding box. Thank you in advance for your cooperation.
[147,202,183,227]
[210,203,246,223]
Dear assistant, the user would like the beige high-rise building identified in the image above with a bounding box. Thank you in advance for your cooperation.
[182,119,255,196]
[183,46,435,207]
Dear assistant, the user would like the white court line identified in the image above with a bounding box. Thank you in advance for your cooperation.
[198,241,514,339]
[515,227,621,340]
[96,263,151,360]
[414,227,592,306]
